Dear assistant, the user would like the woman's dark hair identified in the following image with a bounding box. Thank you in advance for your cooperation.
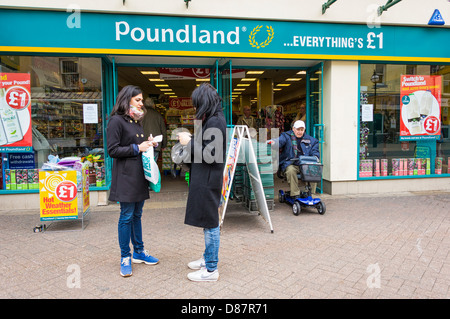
[110,85,144,117]
[191,83,222,121]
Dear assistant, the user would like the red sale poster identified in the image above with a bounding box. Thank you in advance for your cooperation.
[399,75,442,141]
[160,68,211,80]
[0,73,32,152]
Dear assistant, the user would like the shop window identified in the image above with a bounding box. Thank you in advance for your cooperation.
[0,56,105,191]
[359,63,450,178]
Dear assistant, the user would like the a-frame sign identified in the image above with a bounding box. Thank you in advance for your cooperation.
[218,125,274,233]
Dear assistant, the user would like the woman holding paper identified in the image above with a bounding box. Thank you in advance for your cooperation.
[106,85,159,277]
[178,83,227,282]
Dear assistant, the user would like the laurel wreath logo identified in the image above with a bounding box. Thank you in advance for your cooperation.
[249,25,274,49]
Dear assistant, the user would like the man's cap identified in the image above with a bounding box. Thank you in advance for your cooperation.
[293,120,305,129]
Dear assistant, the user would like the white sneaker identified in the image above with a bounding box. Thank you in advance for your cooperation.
[187,267,219,282]
[187,257,205,270]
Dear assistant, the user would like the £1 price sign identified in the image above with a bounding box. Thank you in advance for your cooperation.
[55,180,78,202]
[5,85,31,111]
[423,116,440,135]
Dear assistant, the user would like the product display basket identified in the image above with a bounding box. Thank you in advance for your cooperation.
[299,163,322,182]
[298,156,323,183]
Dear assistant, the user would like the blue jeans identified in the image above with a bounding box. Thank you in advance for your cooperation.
[118,201,145,258]
[203,226,220,271]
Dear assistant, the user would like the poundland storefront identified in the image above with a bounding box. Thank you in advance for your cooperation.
[0,8,449,210]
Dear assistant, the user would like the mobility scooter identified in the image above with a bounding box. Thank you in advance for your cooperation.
[278,155,326,216]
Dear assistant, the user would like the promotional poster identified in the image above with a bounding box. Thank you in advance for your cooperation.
[400,75,442,141]
[39,169,90,221]
[0,72,32,152]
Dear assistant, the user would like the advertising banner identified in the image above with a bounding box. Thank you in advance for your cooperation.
[169,97,194,110]
[160,68,246,80]
[0,73,33,152]
[1,9,449,63]
[219,125,273,233]
[40,170,79,221]
[39,169,90,222]
[400,75,442,141]
[160,68,210,80]
[221,136,240,203]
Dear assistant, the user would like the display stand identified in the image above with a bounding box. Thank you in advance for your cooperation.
[219,125,274,233]
[35,168,90,232]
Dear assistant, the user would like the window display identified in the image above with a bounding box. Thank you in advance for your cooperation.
[359,63,450,178]
[0,56,104,191]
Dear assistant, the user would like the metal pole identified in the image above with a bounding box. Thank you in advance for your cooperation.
[378,0,402,16]
[322,0,337,14]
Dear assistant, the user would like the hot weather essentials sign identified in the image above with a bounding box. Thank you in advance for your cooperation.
[1,9,449,62]
[39,170,89,221]
[400,75,442,141]
[40,170,79,221]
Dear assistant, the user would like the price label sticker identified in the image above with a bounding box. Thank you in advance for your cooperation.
[5,85,31,111]
[55,181,78,202]
[423,116,440,135]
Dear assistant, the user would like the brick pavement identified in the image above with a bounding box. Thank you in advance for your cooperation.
[0,183,449,299]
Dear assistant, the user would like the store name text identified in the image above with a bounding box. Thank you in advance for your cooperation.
[115,21,240,45]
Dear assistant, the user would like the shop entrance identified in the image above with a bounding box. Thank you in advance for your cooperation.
[306,62,324,193]
[113,57,324,190]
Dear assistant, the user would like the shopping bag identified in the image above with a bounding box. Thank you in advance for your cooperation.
[150,169,161,192]
[142,135,163,192]
[142,146,160,192]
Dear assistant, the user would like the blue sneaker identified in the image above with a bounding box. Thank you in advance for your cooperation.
[120,256,132,277]
[132,250,159,265]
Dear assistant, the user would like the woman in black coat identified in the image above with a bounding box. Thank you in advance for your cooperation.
[178,83,227,282]
[107,85,159,277]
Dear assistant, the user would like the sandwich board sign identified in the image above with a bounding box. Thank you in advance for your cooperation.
[219,125,274,233]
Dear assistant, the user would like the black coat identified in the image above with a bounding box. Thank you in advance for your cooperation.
[185,111,226,228]
[107,114,149,203]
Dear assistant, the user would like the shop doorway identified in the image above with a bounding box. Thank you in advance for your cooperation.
[307,62,324,193]
[116,63,231,185]
[113,59,324,190]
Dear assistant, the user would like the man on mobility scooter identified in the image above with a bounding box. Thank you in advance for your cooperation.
[270,120,325,215]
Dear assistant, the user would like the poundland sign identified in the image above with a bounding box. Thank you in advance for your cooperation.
[1,9,449,62]
[116,22,240,45]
